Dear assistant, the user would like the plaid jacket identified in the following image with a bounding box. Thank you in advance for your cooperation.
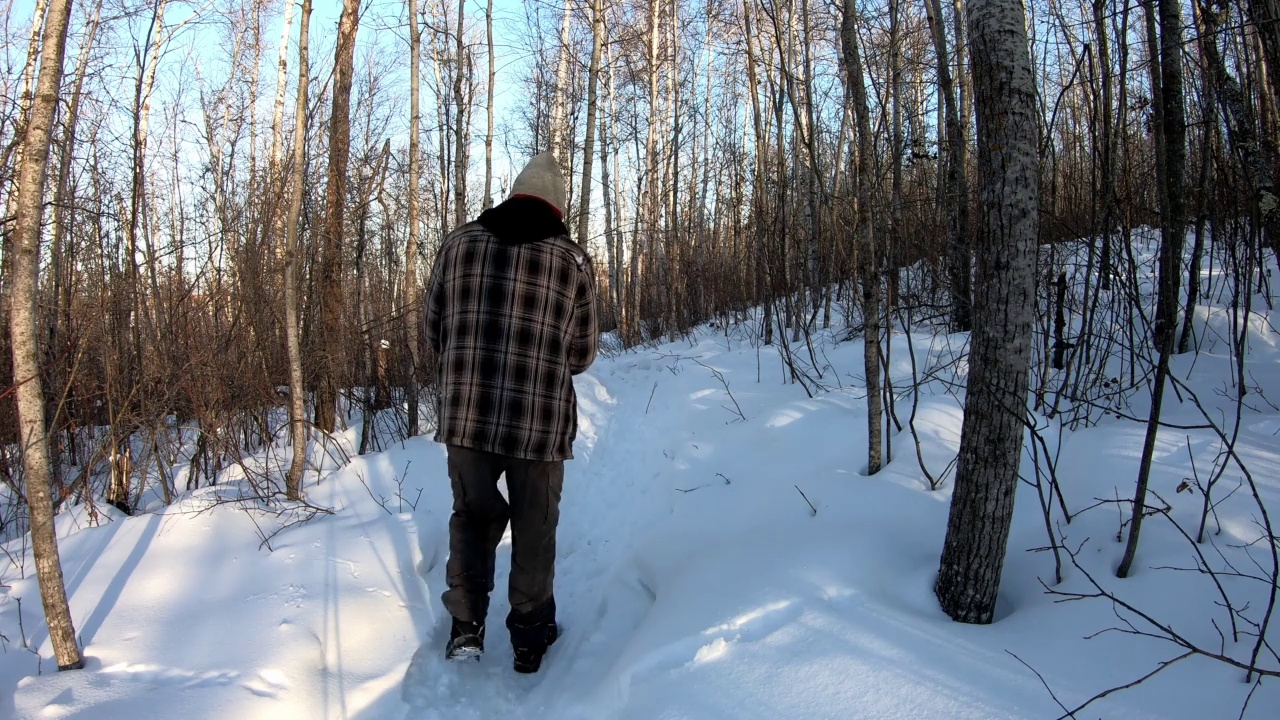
[425,197,598,461]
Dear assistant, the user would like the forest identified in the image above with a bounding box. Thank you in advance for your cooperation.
[2,0,1279,714]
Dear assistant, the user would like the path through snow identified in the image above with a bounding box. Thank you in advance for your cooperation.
[4,293,1279,718]
[400,365,675,719]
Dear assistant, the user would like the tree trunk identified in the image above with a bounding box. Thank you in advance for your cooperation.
[548,0,574,164]
[1118,0,1187,579]
[953,0,971,158]
[124,0,169,388]
[841,0,881,475]
[601,52,620,322]
[8,0,84,671]
[1197,1,1279,249]
[483,0,494,209]
[1181,1,1216,356]
[453,0,468,228]
[429,37,450,237]
[935,0,1040,624]
[313,0,362,433]
[889,0,903,278]
[1143,1,1168,238]
[1,0,49,314]
[283,0,312,500]
[1246,0,1280,110]
[406,0,423,436]
[799,0,822,327]
[0,0,50,187]
[925,0,971,331]
[744,0,770,345]
[1093,0,1116,290]
[46,0,101,477]
[577,0,604,248]
[643,0,662,335]
[665,0,681,332]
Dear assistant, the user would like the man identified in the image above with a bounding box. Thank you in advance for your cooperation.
[424,152,598,673]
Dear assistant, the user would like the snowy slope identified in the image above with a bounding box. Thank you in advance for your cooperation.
[3,256,1279,719]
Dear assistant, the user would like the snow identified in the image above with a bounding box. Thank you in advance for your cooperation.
[2,240,1279,719]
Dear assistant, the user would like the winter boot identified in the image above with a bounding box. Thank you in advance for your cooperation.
[512,623,558,673]
[508,598,558,674]
[445,618,485,662]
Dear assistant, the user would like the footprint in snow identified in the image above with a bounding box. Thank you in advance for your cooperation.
[241,667,289,698]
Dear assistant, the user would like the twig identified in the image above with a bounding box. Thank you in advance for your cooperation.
[1043,543,1280,680]
[1005,650,1074,719]
[1238,677,1263,720]
[1052,651,1195,720]
[645,382,658,415]
[245,509,274,552]
[692,358,746,423]
[16,596,30,650]
[355,470,393,515]
[794,485,817,516]
[1146,490,1239,641]
[395,461,419,512]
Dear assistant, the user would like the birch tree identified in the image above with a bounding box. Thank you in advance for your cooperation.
[452,0,468,227]
[548,0,573,165]
[482,0,494,209]
[283,0,311,499]
[406,0,423,436]
[578,0,604,248]
[7,0,84,670]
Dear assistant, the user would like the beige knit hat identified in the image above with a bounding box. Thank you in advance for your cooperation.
[509,152,567,216]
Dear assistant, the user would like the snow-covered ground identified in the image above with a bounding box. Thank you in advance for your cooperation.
[3,242,1279,719]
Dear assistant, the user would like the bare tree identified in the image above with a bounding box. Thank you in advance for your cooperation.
[7,0,84,670]
[924,0,971,331]
[548,0,573,164]
[283,0,312,499]
[1093,0,1116,289]
[935,0,1040,624]
[1195,1,1278,249]
[313,0,363,433]
[482,0,494,209]
[743,0,770,346]
[578,0,604,248]
[453,0,468,227]
[1117,0,1187,579]
[0,0,51,236]
[406,0,423,436]
[840,0,882,475]
[46,1,102,479]
[1246,0,1280,112]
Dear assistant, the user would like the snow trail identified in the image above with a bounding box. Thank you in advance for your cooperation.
[5,264,1279,718]
[401,363,669,719]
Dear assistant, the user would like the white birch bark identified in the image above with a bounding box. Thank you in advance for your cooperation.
[282,0,312,499]
[406,0,423,435]
[8,0,84,671]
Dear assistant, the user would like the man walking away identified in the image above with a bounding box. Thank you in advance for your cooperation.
[424,152,598,673]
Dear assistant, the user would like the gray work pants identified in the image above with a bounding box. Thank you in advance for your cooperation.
[441,445,563,625]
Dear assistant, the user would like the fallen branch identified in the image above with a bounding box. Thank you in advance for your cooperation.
[692,358,746,423]
[794,485,817,516]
